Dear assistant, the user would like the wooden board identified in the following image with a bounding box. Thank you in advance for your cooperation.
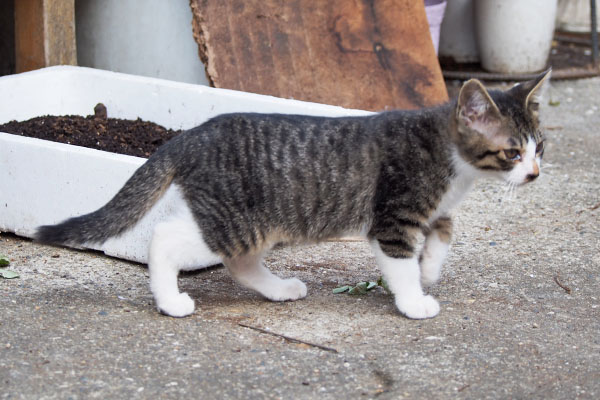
[15,0,77,73]
[190,0,448,111]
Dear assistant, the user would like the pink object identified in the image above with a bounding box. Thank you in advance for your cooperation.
[425,0,447,55]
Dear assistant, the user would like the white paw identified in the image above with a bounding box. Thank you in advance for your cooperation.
[156,292,195,318]
[396,294,440,319]
[264,278,308,302]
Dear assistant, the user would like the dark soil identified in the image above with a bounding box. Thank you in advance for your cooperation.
[0,104,182,158]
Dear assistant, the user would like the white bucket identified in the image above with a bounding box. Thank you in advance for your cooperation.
[439,0,479,63]
[475,0,558,73]
[557,0,599,33]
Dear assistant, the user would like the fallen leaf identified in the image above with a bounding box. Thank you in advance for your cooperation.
[332,285,351,294]
[377,276,391,294]
[334,281,382,295]
[348,283,368,295]
[0,255,9,267]
[0,268,19,279]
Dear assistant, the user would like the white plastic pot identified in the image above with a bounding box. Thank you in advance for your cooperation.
[0,66,370,264]
[475,0,558,73]
[557,0,598,33]
[439,0,479,63]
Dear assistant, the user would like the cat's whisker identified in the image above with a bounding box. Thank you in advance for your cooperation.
[501,183,512,204]
[501,182,518,204]
[539,165,554,176]
[510,182,518,201]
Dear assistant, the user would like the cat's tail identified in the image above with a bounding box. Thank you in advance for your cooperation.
[35,153,176,247]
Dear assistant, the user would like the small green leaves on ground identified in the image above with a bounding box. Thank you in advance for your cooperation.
[333,277,390,295]
[376,276,391,294]
[0,254,19,279]
[0,269,19,279]
[332,285,353,294]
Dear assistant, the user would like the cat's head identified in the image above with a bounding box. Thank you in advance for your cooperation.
[453,70,551,186]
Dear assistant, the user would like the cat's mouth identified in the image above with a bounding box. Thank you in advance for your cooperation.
[504,151,541,186]
[504,170,540,187]
[522,173,539,184]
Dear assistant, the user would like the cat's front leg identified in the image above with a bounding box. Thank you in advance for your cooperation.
[371,240,440,319]
[420,216,453,286]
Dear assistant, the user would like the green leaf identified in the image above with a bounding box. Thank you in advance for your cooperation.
[548,99,560,107]
[377,276,391,294]
[0,268,19,279]
[348,282,369,295]
[334,280,385,295]
[347,286,364,295]
[0,255,9,267]
[332,285,351,294]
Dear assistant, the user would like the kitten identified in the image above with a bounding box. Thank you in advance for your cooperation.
[36,70,550,319]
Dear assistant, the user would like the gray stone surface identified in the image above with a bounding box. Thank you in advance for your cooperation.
[1,78,599,399]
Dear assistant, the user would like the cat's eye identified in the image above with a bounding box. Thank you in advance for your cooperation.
[536,141,545,155]
[503,149,521,161]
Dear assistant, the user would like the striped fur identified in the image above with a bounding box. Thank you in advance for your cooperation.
[37,71,550,261]
[35,71,550,319]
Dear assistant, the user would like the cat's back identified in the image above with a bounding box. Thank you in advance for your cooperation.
[191,112,374,143]
[168,112,380,170]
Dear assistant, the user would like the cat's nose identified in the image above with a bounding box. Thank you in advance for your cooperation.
[525,162,540,182]
[525,172,539,182]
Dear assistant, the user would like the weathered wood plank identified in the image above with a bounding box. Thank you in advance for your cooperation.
[190,0,448,110]
[15,0,77,73]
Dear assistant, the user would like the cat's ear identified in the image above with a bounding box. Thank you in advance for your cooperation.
[511,68,552,118]
[456,79,502,136]
[525,68,551,117]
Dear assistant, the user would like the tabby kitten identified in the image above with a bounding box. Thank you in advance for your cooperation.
[37,70,550,319]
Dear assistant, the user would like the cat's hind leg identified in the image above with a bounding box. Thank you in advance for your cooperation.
[420,216,453,286]
[148,217,221,317]
[225,253,307,301]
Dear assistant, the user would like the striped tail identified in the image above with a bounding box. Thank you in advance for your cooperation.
[35,155,176,247]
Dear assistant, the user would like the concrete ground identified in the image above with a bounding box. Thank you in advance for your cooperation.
[1,78,599,400]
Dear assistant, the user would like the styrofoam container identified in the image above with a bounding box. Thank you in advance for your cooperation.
[0,66,370,264]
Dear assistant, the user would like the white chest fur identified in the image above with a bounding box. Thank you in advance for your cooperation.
[429,151,481,223]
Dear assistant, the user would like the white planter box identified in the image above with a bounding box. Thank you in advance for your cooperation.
[0,66,370,264]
